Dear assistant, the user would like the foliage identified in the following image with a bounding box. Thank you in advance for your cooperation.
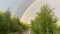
[31,4,57,34]
[54,24,60,34]
[0,9,29,34]
[56,24,60,30]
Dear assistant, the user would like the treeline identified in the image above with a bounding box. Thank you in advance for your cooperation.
[0,9,29,34]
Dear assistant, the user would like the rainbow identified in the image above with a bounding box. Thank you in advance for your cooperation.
[20,0,38,21]
[13,0,35,17]
[13,0,39,24]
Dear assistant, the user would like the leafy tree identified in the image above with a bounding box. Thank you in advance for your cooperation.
[0,8,29,34]
[31,4,57,34]
[10,15,29,34]
[10,15,23,33]
[2,8,11,34]
[0,11,4,34]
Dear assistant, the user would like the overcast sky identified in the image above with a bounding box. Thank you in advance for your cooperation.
[21,0,60,24]
[0,0,20,12]
[0,0,34,18]
[0,0,60,24]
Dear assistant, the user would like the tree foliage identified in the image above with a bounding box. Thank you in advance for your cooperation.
[31,4,57,34]
[0,9,29,34]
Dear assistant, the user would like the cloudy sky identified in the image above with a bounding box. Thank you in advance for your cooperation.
[21,0,60,24]
[0,0,34,18]
[0,0,20,12]
[0,0,60,24]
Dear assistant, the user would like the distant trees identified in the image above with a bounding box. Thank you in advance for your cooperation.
[0,9,29,34]
[31,4,57,34]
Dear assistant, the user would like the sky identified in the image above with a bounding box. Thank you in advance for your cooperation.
[0,0,19,12]
[21,0,60,24]
[0,0,60,24]
[0,0,34,18]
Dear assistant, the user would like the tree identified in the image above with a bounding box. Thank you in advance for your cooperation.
[9,14,29,34]
[0,10,4,34]
[0,9,29,34]
[10,15,23,33]
[31,4,57,34]
[3,8,11,34]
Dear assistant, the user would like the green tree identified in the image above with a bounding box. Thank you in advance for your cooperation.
[31,4,57,34]
[0,10,4,34]
[0,9,29,34]
[10,15,23,33]
[3,8,11,34]
[11,15,29,33]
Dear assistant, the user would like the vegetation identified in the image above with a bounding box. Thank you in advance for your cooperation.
[54,24,60,34]
[0,4,60,34]
[0,9,29,34]
[31,4,57,34]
